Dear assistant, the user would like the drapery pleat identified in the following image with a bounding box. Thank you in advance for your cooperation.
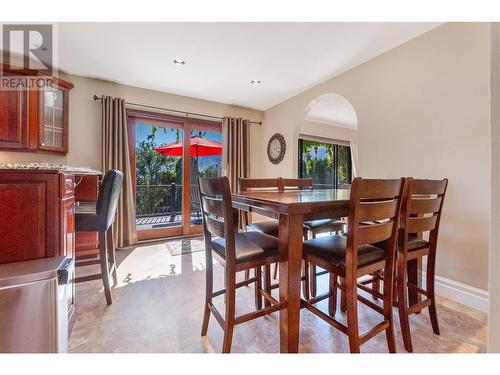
[349,141,359,178]
[102,96,138,248]
[222,117,250,230]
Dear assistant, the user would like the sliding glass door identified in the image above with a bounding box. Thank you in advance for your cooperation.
[188,126,223,230]
[128,111,222,240]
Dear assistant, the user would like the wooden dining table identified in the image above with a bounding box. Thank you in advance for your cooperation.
[232,188,421,353]
[232,188,350,353]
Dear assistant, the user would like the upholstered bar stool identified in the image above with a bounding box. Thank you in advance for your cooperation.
[303,218,347,297]
[198,177,282,353]
[240,177,346,300]
[239,177,281,237]
[239,178,281,289]
[394,178,448,352]
[281,178,348,298]
[75,169,123,305]
[353,178,448,352]
[240,177,312,301]
[241,177,345,241]
[281,178,346,237]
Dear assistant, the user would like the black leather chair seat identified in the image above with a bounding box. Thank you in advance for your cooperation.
[408,233,430,251]
[303,219,346,232]
[246,220,279,237]
[303,235,385,269]
[212,231,279,263]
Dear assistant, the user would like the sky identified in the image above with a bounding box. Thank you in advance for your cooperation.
[301,143,331,159]
[305,146,329,159]
[135,122,222,174]
[135,123,222,145]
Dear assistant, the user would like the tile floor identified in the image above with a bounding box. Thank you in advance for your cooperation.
[69,237,487,353]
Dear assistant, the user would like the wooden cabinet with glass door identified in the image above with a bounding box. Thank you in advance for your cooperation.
[0,65,73,154]
[38,84,69,152]
[29,78,73,153]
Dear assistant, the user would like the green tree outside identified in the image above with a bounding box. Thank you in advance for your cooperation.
[300,139,351,188]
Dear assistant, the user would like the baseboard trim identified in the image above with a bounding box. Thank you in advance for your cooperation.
[424,273,489,313]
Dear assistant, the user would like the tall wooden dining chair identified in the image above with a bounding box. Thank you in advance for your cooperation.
[256,178,311,282]
[239,178,281,286]
[241,177,345,240]
[356,178,448,352]
[395,178,448,352]
[241,177,347,299]
[302,177,405,353]
[75,170,123,305]
[283,178,346,237]
[239,177,281,237]
[198,177,282,353]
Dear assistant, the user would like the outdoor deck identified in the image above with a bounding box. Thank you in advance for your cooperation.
[136,213,202,230]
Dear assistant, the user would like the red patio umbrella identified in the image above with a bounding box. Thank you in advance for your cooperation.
[154,136,222,158]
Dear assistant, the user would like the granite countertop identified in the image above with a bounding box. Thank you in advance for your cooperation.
[0,163,102,175]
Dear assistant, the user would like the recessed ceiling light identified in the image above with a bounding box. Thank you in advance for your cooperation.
[250,80,261,85]
[173,59,185,66]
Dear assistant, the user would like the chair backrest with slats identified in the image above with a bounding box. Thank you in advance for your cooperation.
[346,177,405,272]
[239,177,313,192]
[198,177,237,262]
[399,178,448,253]
[239,178,281,226]
[239,177,281,192]
[281,178,313,191]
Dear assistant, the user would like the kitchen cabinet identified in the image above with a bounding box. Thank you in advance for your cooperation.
[0,66,73,154]
[0,80,28,149]
[0,166,101,332]
[0,167,101,264]
[38,85,68,152]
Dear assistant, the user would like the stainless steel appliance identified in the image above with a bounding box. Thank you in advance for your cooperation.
[0,256,74,353]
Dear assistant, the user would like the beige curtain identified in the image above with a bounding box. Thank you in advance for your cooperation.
[102,96,138,248]
[222,117,250,229]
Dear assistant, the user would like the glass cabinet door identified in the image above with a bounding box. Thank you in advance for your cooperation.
[39,87,66,151]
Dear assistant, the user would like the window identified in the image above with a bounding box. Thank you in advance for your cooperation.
[298,138,352,189]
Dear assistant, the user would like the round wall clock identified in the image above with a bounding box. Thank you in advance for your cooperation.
[267,133,286,164]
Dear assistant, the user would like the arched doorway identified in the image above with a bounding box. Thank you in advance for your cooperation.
[303,93,358,129]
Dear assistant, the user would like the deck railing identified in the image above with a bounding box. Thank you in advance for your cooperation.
[136,184,201,218]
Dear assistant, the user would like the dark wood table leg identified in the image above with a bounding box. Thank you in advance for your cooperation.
[278,213,303,353]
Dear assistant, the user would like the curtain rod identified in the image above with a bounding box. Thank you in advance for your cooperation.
[92,95,262,125]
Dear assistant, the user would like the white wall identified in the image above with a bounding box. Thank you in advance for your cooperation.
[254,23,491,292]
[489,22,500,352]
[299,120,358,143]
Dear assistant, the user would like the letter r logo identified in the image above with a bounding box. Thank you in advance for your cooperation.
[2,24,53,75]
